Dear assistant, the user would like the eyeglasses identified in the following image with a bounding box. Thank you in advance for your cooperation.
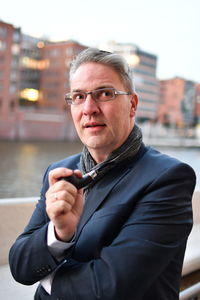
[65,88,131,105]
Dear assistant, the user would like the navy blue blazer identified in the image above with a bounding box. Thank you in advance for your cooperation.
[9,144,196,300]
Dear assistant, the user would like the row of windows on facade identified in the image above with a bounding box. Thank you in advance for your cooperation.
[45,47,82,57]
[136,88,158,95]
[0,42,21,56]
[0,38,80,61]
[134,68,156,77]
[19,51,157,74]
[134,65,156,75]
[0,85,17,94]
[0,69,18,80]
[0,57,20,68]
[0,26,21,41]
[139,61,156,69]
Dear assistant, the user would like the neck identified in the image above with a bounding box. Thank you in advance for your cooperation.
[88,125,135,164]
[88,149,109,164]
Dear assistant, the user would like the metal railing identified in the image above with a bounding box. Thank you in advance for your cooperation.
[180,282,200,300]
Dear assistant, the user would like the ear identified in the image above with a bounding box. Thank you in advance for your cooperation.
[130,93,138,117]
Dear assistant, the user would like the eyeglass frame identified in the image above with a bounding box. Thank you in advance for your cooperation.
[65,87,132,105]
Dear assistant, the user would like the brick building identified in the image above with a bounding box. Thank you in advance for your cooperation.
[39,40,86,110]
[19,34,46,108]
[0,20,21,138]
[1,19,199,140]
[159,77,197,127]
[0,20,86,140]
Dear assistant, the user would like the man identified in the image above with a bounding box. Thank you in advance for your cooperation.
[9,48,196,300]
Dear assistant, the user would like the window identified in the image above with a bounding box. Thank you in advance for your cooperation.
[66,47,73,56]
[0,27,7,38]
[13,30,21,43]
[10,71,18,81]
[50,49,60,57]
[12,44,20,55]
[9,83,17,94]
[10,100,15,111]
[11,57,19,67]
[0,40,6,51]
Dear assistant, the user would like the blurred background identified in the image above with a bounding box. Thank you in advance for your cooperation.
[0,1,200,299]
[0,0,200,197]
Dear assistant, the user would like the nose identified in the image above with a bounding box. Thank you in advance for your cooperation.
[82,94,100,115]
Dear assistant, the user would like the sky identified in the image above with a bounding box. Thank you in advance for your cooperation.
[1,0,200,82]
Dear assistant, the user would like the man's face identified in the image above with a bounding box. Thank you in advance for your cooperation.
[70,62,138,162]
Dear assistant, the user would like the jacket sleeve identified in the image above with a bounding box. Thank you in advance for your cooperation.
[9,166,60,285]
[51,163,196,300]
[9,155,81,285]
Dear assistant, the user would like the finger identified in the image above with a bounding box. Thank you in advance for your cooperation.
[49,168,73,186]
[52,190,76,207]
[73,169,83,178]
[46,185,77,208]
[46,200,73,219]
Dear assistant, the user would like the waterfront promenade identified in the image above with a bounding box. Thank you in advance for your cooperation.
[0,264,37,299]
[0,191,200,299]
[0,197,37,299]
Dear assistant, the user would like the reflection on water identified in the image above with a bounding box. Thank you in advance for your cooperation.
[0,141,199,198]
[0,141,82,198]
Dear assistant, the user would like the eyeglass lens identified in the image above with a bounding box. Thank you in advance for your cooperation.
[71,88,115,104]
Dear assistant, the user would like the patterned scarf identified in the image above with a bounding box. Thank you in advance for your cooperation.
[80,124,143,187]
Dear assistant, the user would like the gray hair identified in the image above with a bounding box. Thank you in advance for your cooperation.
[69,48,135,93]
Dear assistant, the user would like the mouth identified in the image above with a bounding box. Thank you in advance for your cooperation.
[84,122,106,128]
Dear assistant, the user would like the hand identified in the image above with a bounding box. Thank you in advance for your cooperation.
[45,168,84,242]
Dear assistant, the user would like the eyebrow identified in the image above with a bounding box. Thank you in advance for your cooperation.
[72,86,114,92]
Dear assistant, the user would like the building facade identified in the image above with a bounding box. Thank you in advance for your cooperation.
[0,21,21,138]
[194,84,200,124]
[39,40,86,110]
[0,20,86,140]
[19,34,46,108]
[99,41,159,122]
[1,20,199,140]
[159,77,197,127]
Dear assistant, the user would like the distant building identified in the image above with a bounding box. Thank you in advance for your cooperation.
[194,84,200,124]
[159,77,197,127]
[99,41,159,122]
[1,19,199,140]
[0,20,86,140]
[0,20,21,138]
[19,34,46,108]
[39,40,86,110]
[181,80,196,126]
[159,78,185,126]
[0,21,21,114]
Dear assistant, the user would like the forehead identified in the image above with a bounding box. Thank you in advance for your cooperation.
[70,62,124,90]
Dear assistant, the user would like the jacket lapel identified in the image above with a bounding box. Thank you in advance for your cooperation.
[76,166,130,239]
[75,143,146,240]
